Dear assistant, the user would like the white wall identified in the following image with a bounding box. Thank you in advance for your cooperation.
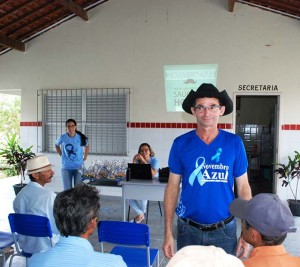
[1,0,300,196]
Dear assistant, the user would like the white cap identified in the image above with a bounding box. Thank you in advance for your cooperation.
[166,245,244,267]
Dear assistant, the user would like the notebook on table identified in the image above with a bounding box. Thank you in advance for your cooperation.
[127,163,152,180]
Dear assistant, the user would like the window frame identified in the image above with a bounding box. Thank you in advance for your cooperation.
[37,88,130,156]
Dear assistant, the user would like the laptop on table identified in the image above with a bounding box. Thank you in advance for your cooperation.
[127,163,152,181]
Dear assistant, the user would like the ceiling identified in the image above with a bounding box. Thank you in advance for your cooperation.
[0,0,299,57]
[230,0,300,18]
[0,0,109,55]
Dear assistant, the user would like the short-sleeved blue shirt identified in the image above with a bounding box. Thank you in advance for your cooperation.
[55,133,88,170]
[168,129,248,224]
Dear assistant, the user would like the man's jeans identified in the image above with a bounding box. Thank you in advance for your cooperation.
[62,169,82,190]
[177,217,237,255]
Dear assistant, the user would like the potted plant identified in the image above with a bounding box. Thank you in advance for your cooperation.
[274,151,300,216]
[0,133,35,195]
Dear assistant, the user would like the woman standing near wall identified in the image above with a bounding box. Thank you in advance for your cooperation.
[128,143,159,223]
[55,119,90,190]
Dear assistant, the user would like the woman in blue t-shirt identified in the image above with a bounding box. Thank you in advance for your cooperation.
[55,119,90,190]
[128,143,159,223]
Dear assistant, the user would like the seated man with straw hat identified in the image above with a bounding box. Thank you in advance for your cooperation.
[13,155,60,254]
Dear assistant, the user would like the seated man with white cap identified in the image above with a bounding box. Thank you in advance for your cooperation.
[13,155,60,254]
[230,193,300,267]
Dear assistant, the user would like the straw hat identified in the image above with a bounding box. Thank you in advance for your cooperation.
[27,155,52,175]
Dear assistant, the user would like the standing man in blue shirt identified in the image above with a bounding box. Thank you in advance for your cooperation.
[163,83,252,259]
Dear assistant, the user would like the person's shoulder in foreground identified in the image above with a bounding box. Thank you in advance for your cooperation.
[28,236,126,267]
[230,193,300,267]
[166,245,244,267]
[28,237,126,267]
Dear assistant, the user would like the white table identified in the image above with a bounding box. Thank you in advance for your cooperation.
[83,179,122,197]
[95,185,122,197]
[119,179,167,221]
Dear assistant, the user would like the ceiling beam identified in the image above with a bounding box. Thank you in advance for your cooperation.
[0,34,25,52]
[54,0,89,21]
[228,0,236,12]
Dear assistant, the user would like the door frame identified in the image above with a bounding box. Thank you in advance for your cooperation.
[232,92,282,193]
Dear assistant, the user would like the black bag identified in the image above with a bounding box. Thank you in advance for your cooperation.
[159,167,170,183]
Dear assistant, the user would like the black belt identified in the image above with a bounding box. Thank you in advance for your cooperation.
[181,216,234,231]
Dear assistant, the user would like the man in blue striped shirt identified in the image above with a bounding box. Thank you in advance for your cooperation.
[28,184,126,267]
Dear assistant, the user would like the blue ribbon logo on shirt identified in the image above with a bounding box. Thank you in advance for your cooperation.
[188,157,205,186]
[211,148,222,162]
[65,144,77,161]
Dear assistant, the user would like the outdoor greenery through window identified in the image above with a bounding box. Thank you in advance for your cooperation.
[38,88,130,155]
[0,94,21,178]
[0,94,20,141]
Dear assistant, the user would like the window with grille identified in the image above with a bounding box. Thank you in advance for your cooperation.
[37,88,130,155]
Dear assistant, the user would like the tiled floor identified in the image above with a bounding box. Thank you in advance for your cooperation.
[1,176,300,267]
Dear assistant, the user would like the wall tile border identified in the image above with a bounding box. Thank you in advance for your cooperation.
[20,121,42,126]
[21,121,232,129]
[127,122,233,129]
[21,122,300,130]
[282,124,300,130]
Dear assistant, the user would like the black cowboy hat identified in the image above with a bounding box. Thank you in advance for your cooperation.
[182,83,233,116]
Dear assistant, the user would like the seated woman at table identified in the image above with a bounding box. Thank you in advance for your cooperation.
[128,143,159,223]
